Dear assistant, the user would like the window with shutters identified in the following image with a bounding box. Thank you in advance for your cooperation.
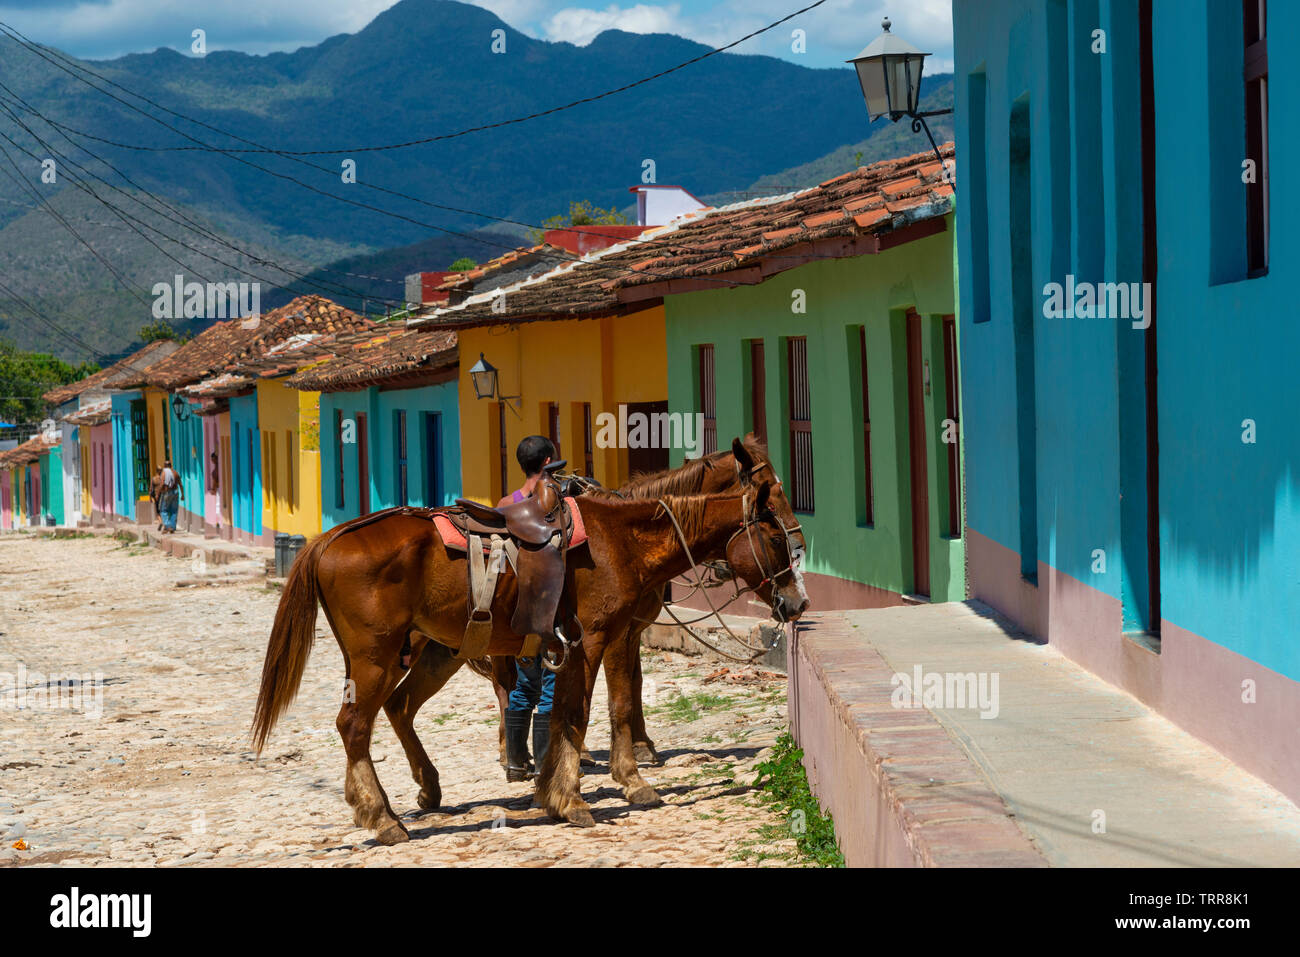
[697,344,717,455]
[582,402,595,477]
[786,336,814,513]
[854,326,873,526]
[747,340,767,443]
[334,409,345,510]
[942,316,962,538]
[394,409,408,507]
[1244,0,1268,275]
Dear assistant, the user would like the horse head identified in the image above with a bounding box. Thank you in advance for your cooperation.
[723,479,810,623]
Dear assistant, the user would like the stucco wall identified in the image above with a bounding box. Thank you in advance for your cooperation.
[664,223,962,602]
[456,307,668,502]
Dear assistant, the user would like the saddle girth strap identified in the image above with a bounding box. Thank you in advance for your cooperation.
[459,532,506,660]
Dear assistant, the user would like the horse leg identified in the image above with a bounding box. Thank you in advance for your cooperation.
[626,624,661,765]
[604,628,661,805]
[536,633,600,827]
[338,642,409,846]
[383,640,463,811]
[490,656,516,770]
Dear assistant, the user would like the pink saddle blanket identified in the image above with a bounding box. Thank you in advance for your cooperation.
[433,497,587,551]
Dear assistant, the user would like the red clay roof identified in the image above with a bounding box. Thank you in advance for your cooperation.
[284,327,457,392]
[0,433,60,467]
[118,296,374,392]
[414,144,955,329]
[41,339,179,405]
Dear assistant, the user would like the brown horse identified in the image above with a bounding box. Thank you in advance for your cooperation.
[477,435,805,771]
[252,480,805,841]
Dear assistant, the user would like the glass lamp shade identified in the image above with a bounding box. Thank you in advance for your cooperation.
[468,352,499,400]
[848,18,930,122]
[171,394,189,420]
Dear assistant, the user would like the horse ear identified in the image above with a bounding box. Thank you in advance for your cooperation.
[755,479,772,512]
[732,437,754,478]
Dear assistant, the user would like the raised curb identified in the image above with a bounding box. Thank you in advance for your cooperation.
[789,612,1047,867]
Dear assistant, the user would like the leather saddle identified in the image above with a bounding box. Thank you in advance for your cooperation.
[450,493,560,545]
[437,467,581,665]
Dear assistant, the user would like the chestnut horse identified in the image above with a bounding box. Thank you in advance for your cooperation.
[252,481,805,841]
[479,435,805,770]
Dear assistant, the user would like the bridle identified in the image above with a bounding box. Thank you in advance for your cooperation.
[648,487,802,662]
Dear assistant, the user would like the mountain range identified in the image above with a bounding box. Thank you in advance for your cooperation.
[0,0,952,361]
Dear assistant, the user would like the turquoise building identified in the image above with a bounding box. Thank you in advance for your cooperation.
[228,392,263,543]
[954,0,1299,802]
[286,326,461,530]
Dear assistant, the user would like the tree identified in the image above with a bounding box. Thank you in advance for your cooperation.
[529,200,629,243]
[0,338,99,426]
[448,257,478,272]
[138,319,177,342]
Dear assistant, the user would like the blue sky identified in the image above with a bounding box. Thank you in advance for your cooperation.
[0,0,954,72]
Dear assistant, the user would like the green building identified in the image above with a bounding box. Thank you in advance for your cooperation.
[664,205,962,607]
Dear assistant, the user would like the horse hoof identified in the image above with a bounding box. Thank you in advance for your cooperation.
[579,750,597,768]
[417,788,441,811]
[625,785,662,806]
[633,743,661,766]
[375,821,410,846]
[564,807,596,828]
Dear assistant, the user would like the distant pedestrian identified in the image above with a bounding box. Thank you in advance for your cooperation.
[149,467,165,531]
[158,459,182,533]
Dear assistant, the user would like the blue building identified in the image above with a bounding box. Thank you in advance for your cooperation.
[954,0,1298,802]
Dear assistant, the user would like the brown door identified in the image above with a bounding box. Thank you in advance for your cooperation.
[547,402,561,460]
[356,412,370,515]
[749,340,767,443]
[906,312,931,597]
[626,401,669,476]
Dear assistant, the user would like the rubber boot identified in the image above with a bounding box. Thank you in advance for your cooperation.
[532,710,552,773]
[504,709,533,782]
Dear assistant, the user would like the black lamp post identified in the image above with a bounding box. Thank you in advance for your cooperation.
[847,17,953,184]
[170,393,192,422]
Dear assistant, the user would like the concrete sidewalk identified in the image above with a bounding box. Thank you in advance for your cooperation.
[792,602,1300,867]
[29,523,272,576]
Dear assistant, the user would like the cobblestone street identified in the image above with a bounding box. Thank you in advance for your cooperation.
[0,533,796,867]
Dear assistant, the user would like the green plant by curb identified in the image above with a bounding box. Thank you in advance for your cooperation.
[749,730,845,867]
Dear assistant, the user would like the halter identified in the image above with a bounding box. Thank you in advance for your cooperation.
[648,490,799,662]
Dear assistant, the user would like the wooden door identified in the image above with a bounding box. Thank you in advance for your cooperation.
[626,401,669,476]
[906,313,931,597]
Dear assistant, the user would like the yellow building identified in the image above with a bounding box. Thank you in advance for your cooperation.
[417,290,666,503]
[256,378,322,538]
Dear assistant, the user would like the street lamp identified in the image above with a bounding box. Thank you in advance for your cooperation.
[468,352,499,400]
[170,393,192,422]
[847,17,953,184]
[467,352,522,413]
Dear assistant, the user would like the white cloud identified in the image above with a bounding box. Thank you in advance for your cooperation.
[542,3,683,46]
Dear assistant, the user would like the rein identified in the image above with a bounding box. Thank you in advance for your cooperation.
[642,491,796,664]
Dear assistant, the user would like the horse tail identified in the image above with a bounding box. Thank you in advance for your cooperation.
[251,530,334,754]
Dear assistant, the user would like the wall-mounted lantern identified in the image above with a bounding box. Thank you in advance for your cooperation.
[847,17,953,185]
[468,352,523,414]
[170,393,193,422]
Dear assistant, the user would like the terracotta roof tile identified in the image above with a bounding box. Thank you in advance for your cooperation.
[413,143,955,328]
[284,327,457,392]
[42,339,178,405]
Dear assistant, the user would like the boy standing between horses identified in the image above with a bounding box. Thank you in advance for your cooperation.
[497,435,558,781]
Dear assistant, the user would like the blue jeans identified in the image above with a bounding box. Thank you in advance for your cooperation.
[158,490,179,531]
[508,656,554,714]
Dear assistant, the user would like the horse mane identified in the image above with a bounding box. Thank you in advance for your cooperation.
[652,493,721,541]
[588,433,773,501]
